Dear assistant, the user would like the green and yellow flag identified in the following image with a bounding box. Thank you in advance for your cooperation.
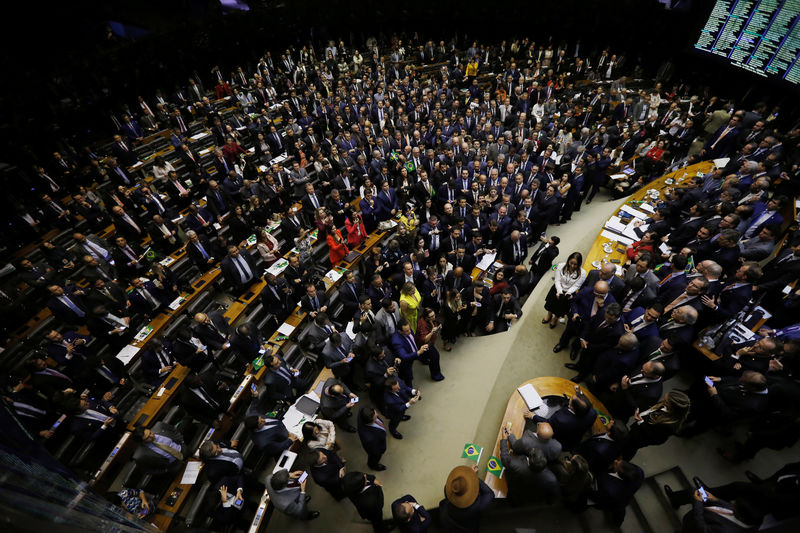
[461,443,483,462]
[486,456,503,478]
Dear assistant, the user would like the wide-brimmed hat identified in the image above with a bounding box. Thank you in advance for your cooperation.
[444,466,480,508]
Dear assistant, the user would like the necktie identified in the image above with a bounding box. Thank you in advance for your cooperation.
[60,296,85,318]
[196,242,209,259]
[406,334,417,352]
[234,256,252,283]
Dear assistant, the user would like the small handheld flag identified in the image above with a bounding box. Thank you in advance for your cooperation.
[486,456,503,478]
[461,443,483,462]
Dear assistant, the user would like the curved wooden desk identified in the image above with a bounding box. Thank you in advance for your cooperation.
[584,161,715,269]
[484,377,611,496]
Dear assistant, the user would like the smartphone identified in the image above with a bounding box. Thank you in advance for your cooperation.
[234,497,244,506]
[250,383,258,394]
[298,471,308,483]
[698,486,708,502]
[704,376,714,387]
[352,396,359,403]
[51,414,67,430]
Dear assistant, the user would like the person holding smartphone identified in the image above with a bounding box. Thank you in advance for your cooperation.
[265,468,319,520]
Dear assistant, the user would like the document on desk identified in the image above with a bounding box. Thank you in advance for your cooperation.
[159,256,176,267]
[116,344,140,365]
[189,132,209,141]
[517,383,544,411]
[609,173,628,181]
[168,295,188,311]
[180,461,202,485]
[599,230,634,246]
[134,325,154,342]
[325,269,343,283]
[621,220,641,241]
[619,205,648,220]
[713,158,730,169]
[476,252,497,271]
[604,216,627,234]
[277,322,295,337]
[266,258,289,277]
[639,202,655,213]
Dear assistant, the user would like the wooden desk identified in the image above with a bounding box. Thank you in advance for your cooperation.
[484,377,611,497]
[126,364,191,431]
[584,161,716,269]
[150,459,203,531]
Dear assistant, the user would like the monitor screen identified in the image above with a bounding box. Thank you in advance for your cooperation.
[694,0,800,84]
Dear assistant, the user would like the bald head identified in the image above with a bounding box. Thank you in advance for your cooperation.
[600,263,616,279]
[618,333,639,351]
[536,422,553,441]
[593,280,610,295]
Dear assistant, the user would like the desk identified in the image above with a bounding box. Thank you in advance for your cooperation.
[484,377,610,497]
[584,161,716,269]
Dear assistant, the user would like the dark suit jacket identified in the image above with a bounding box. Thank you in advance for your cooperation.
[500,236,528,265]
[220,249,259,290]
[537,405,597,451]
[139,347,177,385]
[592,465,644,525]
[186,236,218,270]
[132,421,186,474]
[357,410,388,458]
[577,434,623,473]
[249,417,292,457]
[194,311,231,351]
[310,448,345,496]
[204,447,244,484]
[583,270,626,301]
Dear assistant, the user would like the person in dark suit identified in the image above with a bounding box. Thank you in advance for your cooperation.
[604,361,666,420]
[111,236,148,279]
[193,311,232,351]
[110,135,139,166]
[110,206,145,241]
[391,494,431,533]
[444,266,472,292]
[337,270,364,319]
[319,377,358,432]
[703,262,759,321]
[577,421,630,474]
[146,215,181,254]
[220,245,258,293]
[622,305,662,343]
[499,427,560,506]
[383,376,419,439]
[265,468,320,520]
[185,204,218,237]
[131,422,187,475]
[308,448,347,500]
[262,354,306,403]
[229,323,263,367]
[534,387,597,451]
[46,284,89,325]
[244,414,293,459]
[438,465,495,533]
[185,231,219,271]
[300,283,330,318]
[688,371,770,433]
[198,439,245,485]
[499,230,528,265]
[180,372,226,425]
[139,338,178,386]
[583,263,626,302]
[127,277,170,318]
[528,235,560,284]
[554,281,616,357]
[487,289,523,334]
[701,117,743,159]
[587,332,641,392]
[65,394,120,445]
[591,458,644,525]
[260,274,294,322]
[342,471,389,533]
[357,406,388,471]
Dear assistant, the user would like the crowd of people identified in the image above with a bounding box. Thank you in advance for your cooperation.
[2,33,800,532]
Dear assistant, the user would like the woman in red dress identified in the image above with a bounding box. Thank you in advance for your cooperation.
[326,221,349,266]
[344,207,367,248]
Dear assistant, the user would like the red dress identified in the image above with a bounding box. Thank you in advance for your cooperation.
[345,217,367,247]
[327,229,349,265]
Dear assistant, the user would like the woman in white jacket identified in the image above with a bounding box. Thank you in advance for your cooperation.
[543,252,586,328]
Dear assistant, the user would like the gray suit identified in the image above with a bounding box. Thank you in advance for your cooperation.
[266,474,313,519]
[499,439,560,505]
[374,307,402,342]
[508,431,562,463]
[132,421,186,475]
[321,335,354,371]
[622,268,660,306]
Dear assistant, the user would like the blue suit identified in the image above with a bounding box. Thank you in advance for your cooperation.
[622,307,660,342]
[357,407,388,468]
[390,331,419,386]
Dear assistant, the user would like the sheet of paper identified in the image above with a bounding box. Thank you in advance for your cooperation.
[159,256,176,267]
[604,216,627,233]
[134,325,154,342]
[180,461,202,485]
[266,258,289,277]
[639,202,655,213]
[116,345,140,365]
[609,173,628,181]
[713,157,730,169]
[600,230,634,246]
[517,383,544,410]
[345,321,357,340]
[168,295,187,311]
[189,132,210,141]
[619,205,648,220]
[325,269,343,283]
[198,147,212,156]
[277,322,296,336]
[622,220,641,241]
[476,252,497,271]
[659,243,671,254]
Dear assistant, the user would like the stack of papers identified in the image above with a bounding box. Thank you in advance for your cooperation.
[517,383,544,410]
[168,295,188,311]
[713,158,730,169]
[277,322,296,336]
[604,216,627,233]
[189,132,210,141]
[476,252,497,271]
[160,256,176,267]
[600,230,634,246]
[180,461,202,485]
[619,205,648,220]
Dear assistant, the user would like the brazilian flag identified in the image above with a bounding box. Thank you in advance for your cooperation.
[405,161,415,173]
[461,443,483,462]
[596,410,612,427]
[486,456,503,478]
[685,255,695,275]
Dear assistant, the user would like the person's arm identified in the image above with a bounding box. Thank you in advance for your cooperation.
[475,479,495,509]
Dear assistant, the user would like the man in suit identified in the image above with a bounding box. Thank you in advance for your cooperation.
[263,354,306,403]
[300,283,329,318]
[357,407,388,471]
[701,116,743,159]
[73,232,113,263]
[46,284,89,325]
[577,421,631,474]
[229,323,263,367]
[139,337,178,386]
[688,371,770,433]
[499,427,560,506]
[566,303,626,382]
[322,332,356,383]
[534,387,597,451]
[383,376,419,439]
[622,304,662,343]
[320,376,358,432]
[180,372,226,425]
[146,214,181,253]
[300,183,325,220]
[487,289,523,334]
[703,262,759,321]
[391,494,432,533]
[499,230,528,265]
[621,255,660,308]
[391,321,442,386]
[220,245,258,293]
[604,360,666,420]
[193,311,231,351]
[185,230,219,271]
[554,280,615,357]
[65,394,120,445]
[184,204,217,237]
[260,274,294,322]
[308,448,347,500]
[587,332,641,392]
[584,263,626,302]
[266,468,320,520]
[337,271,364,319]
[110,134,139,167]
[110,206,145,241]
[131,422,186,475]
[343,471,389,532]
[528,235,560,284]
[244,413,293,459]
[128,277,169,318]
[591,458,644,525]
[111,236,148,279]
[374,297,401,343]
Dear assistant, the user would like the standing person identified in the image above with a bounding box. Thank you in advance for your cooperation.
[357,407,388,471]
[392,494,432,532]
[342,472,389,533]
[345,208,368,248]
[326,221,350,266]
[415,307,441,357]
[255,228,281,266]
[543,252,587,328]
[440,289,467,351]
[265,469,320,520]
[399,282,422,332]
[438,464,495,533]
